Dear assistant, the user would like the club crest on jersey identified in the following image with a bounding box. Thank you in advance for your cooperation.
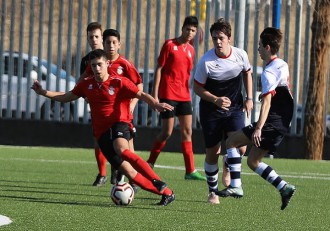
[88,84,93,90]
[174,46,178,51]
[117,66,124,75]
[108,86,115,95]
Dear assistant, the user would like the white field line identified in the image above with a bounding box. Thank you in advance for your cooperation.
[0,215,12,227]
[1,157,330,181]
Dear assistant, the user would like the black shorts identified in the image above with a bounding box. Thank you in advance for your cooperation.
[242,122,284,152]
[200,110,245,148]
[159,99,192,119]
[97,122,131,168]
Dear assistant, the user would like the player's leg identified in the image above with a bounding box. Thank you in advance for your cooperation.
[98,126,175,206]
[217,112,247,196]
[221,144,246,187]
[92,137,108,186]
[147,99,176,167]
[204,145,221,204]
[248,145,296,209]
[147,117,175,166]
[178,113,206,180]
[216,130,250,198]
[200,109,223,204]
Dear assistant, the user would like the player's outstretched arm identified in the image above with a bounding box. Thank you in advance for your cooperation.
[136,91,174,112]
[31,80,79,103]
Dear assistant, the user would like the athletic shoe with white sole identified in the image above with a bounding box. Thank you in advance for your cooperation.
[216,186,243,198]
[280,184,296,210]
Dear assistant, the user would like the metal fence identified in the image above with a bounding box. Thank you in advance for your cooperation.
[1,0,328,135]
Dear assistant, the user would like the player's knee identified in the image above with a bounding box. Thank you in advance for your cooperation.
[109,155,123,169]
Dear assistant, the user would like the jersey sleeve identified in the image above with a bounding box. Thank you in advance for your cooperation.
[71,81,85,98]
[261,70,278,95]
[121,77,140,97]
[193,57,208,85]
[124,62,143,85]
[157,40,171,67]
[241,49,252,73]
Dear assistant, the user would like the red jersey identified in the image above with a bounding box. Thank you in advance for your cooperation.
[158,38,195,101]
[85,55,142,85]
[71,76,139,139]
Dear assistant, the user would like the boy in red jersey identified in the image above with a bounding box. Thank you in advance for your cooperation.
[80,22,108,187]
[79,29,143,186]
[32,49,175,206]
[146,16,206,181]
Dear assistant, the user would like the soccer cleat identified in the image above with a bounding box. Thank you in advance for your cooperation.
[152,179,167,193]
[280,184,296,210]
[216,186,243,198]
[116,170,125,183]
[184,170,206,181]
[131,183,139,194]
[92,174,107,186]
[207,192,220,204]
[110,169,118,185]
[222,155,230,187]
[158,193,176,206]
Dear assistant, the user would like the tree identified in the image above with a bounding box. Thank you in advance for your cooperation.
[304,0,330,160]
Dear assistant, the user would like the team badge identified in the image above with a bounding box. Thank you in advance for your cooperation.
[174,46,178,51]
[108,86,115,95]
[117,66,124,75]
[88,84,93,90]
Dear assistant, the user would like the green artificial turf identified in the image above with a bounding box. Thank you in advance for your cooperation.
[0,145,329,230]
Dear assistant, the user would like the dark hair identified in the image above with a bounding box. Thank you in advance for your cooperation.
[260,27,283,55]
[103,29,120,41]
[86,22,102,34]
[210,18,231,37]
[89,49,107,61]
[182,16,198,28]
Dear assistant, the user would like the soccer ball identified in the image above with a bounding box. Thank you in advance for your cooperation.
[110,182,135,205]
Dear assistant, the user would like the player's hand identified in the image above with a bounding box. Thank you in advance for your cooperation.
[243,99,253,118]
[214,97,231,111]
[154,102,174,112]
[31,80,45,95]
[252,128,262,147]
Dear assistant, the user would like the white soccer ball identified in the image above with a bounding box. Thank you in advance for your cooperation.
[110,182,135,205]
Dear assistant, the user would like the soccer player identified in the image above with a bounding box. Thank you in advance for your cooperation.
[193,18,253,204]
[146,16,206,181]
[80,22,108,187]
[32,49,175,206]
[80,29,143,186]
[217,27,296,210]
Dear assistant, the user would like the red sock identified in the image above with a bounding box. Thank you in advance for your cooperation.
[147,140,166,164]
[94,147,107,176]
[122,149,161,181]
[181,141,195,174]
[132,173,162,195]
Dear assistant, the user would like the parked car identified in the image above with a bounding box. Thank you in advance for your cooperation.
[0,52,86,121]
